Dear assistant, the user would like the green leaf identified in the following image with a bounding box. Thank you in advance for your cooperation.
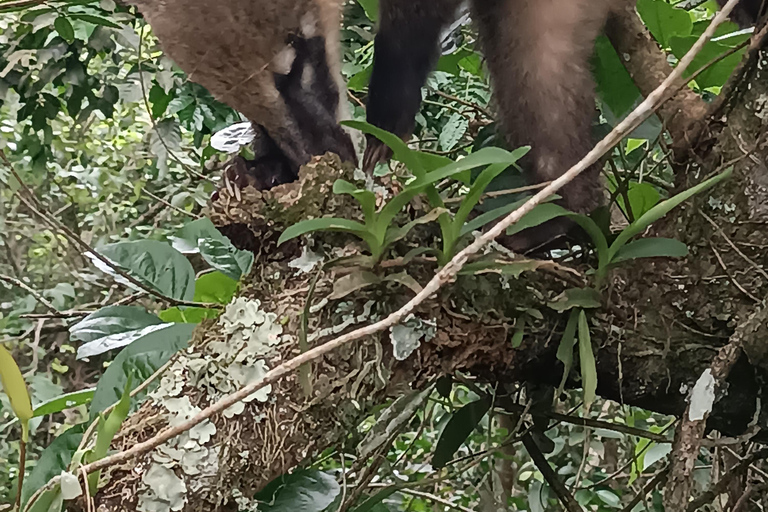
[199,238,254,281]
[511,316,526,348]
[593,35,642,119]
[356,0,379,22]
[454,163,514,232]
[548,288,602,312]
[611,238,688,264]
[21,426,84,507]
[76,323,176,360]
[414,147,528,188]
[577,310,597,411]
[556,310,580,397]
[278,218,372,246]
[0,343,33,440]
[459,258,543,278]
[33,388,95,417]
[255,470,340,512]
[351,487,398,512]
[89,323,194,419]
[87,379,131,493]
[636,0,693,47]
[68,13,121,28]
[334,179,377,222]
[623,182,661,219]
[70,306,162,343]
[193,272,238,304]
[459,198,527,237]
[171,218,227,254]
[342,120,451,174]
[669,35,746,89]
[596,490,621,508]
[608,169,732,261]
[432,397,492,468]
[158,307,218,323]
[54,16,75,43]
[94,240,196,302]
[439,112,468,151]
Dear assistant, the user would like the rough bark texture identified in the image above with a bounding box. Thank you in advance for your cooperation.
[85,16,768,512]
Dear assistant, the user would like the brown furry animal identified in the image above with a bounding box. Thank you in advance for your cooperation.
[128,0,356,184]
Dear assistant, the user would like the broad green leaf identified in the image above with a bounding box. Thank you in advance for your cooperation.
[68,13,121,28]
[357,0,379,22]
[33,388,95,417]
[578,310,597,411]
[94,240,196,302]
[193,272,238,304]
[76,323,175,360]
[171,218,227,254]
[432,397,492,468]
[611,238,688,264]
[278,218,370,246]
[255,470,340,512]
[158,306,218,323]
[596,490,621,508]
[556,310,580,397]
[593,35,642,119]
[89,323,194,419]
[0,343,33,440]
[54,16,75,43]
[21,426,84,507]
[608,169,732,261]
[625,182,661,219]
[669,35,746,89]
[548,288,602,312]
[69,306,162,343]
[636,0,693,47]
[199,237,254,281]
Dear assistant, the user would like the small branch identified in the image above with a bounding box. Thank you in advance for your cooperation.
[431,89,493,119]
[522,433,582,512]
[0,273,58,313]
[135,186,202,219]
[663,338,744,509]
[30,2,737,493]
[686,449,768,511]
[619,468,669,512]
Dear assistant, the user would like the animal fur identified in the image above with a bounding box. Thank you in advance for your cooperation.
[128,0,356,184]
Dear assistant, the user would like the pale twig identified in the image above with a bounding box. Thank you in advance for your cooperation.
[26,1,736,497]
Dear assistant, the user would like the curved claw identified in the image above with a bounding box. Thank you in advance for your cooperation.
[362,135,394,175]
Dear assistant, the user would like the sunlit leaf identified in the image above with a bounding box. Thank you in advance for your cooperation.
[33,388,95,417]
[93,240,196,301]
[0,343,33,440]
[70,306,162,343]
[89,323,194,419]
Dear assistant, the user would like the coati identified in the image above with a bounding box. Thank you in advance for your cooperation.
[363,0,765,251]
[128,0,356,186]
